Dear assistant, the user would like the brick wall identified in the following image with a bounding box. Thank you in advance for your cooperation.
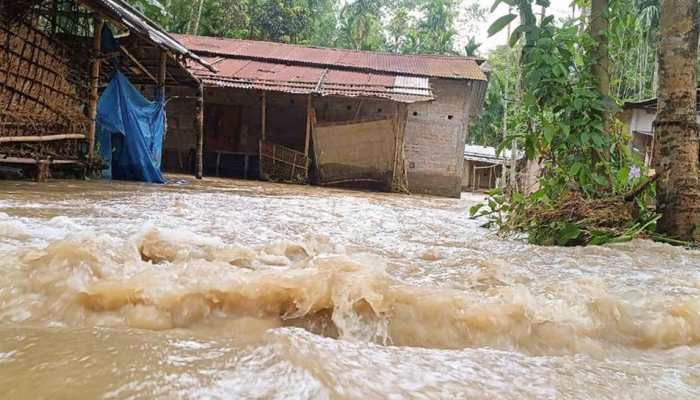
[404,79,482,197]
[313,97,398,122]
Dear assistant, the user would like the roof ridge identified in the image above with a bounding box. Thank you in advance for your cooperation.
[172,34,485,63]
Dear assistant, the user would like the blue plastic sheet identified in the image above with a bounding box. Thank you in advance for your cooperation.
[96,71,165,183]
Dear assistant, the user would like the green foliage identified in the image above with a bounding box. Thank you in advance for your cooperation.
[468,45,518,148]
[488,14,517,37]
[248,0,319,43]
[470,178,659,247]
[471,0,660,246]
[125,0,480,56]
[608,0,661,100]
[464,36,481,56]
[337,0,385,50]
[410,0,460,55]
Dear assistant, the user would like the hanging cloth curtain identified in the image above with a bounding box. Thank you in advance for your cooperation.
[96,71,166,184]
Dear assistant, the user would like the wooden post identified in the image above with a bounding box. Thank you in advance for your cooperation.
[158,51,167,164]
[244,154,249,179]
[261,91,267,142]
[390,103,408,192]
[259,92,267,181]
[304,95,312,161]
[194,83,204,179]
[37,160,50,182]
[87,17,104,163]
[158,51,167,99]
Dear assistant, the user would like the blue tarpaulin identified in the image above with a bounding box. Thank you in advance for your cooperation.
[96,71,165,183]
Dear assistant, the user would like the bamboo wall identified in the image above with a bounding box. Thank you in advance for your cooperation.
[0,13,88,162]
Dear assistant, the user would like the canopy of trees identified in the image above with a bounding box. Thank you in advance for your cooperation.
[471,0,668,149]
[127,0,487,56]
[470,0,699,245]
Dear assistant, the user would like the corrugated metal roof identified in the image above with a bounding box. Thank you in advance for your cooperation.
[464,145,523,163]
[623,88,700,110]
[188,57,433,103]
[173,34,486,81]
[87,0,213,71]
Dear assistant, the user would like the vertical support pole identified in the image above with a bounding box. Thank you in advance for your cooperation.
[304,95,312,163]
[87,17,104,163]
[261,91,267,142]
[391,103,400,191]
[472,165,476,191]
[158,51,167,98]
[391,103,408,193]
[244,154,249,179]
[158,51,168,165]
[195,83,204,179]
[37,160,50,182]
[259,92,267,180]
[510,144,518,191]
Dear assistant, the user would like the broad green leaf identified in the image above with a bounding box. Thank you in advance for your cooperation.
[581,131,590,145]
[591,133,605,147]
[543,126,554,145]
[509,24,525,47]
[469,203,484,217]
[557,223,581,245]
[570,162,583,177]
[491,0,517,13]
[488,14,517,37]
[592,174,609,186]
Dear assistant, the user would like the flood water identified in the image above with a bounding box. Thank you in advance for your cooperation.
[0,176,699,399]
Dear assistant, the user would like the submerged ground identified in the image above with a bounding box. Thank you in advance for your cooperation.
[0,176,699,399]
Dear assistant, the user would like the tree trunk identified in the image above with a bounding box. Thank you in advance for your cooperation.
[590,0,609,112]
[192,0,205,35]
[654,0,700,241]
[185,0,196,34]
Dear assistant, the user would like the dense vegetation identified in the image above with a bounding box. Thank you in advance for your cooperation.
[469,0,690,246]
[470,0,663,148]
[128,0,487,56]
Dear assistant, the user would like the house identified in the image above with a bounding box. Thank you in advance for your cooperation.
[621,89,700,166]
[462,144,523,192]
[162,35,489,197]
[2,3,488,196]
[0,0,207,179]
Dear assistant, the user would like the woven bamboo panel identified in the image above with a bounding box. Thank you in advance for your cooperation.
[259,140,308,184]
[0,15,88,160]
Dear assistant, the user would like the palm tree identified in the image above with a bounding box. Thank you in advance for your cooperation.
[464,36,481,56]
[653,0,700,241]
[338,0,383,50]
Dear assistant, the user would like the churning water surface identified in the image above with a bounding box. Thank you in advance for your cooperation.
[0,177,699,399]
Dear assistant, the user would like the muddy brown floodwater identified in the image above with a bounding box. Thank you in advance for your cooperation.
[0,177,699,399]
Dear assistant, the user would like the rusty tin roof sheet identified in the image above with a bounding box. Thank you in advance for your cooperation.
[174,34,486,81]
[189,57,434,103]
